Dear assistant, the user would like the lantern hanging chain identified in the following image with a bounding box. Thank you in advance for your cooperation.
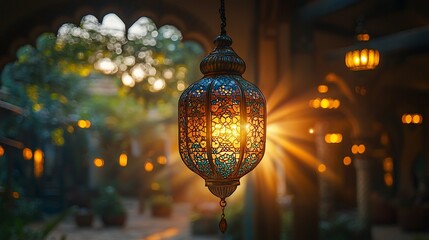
[219,198,228,233]
[219,0,227,36]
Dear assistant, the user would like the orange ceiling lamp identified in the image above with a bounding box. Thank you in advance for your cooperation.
[345,18,380,71]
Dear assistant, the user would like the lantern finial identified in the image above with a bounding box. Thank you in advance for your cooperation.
[200,35,246,75]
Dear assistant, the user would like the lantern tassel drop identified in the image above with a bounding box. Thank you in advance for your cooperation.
[219,198,228,233]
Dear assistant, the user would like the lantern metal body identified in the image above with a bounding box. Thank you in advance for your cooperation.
[345,33,380,71]
[178,35,266,199]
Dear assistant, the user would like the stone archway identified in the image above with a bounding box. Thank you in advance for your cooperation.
[0,1,214,68]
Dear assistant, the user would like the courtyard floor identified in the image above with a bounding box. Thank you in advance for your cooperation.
[47,198,429,240]
[48,199,221,240]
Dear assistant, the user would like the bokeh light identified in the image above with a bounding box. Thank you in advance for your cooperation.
[157,155,167,165]
[0,145,4,157]
[318,164,327,173]
[23,148,33,160]
[94,158,104,168]
[119,153,128,167]
[343,156,352,166]
[145,162,154,172]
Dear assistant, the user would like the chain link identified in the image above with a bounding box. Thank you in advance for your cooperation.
[219,0,227,35]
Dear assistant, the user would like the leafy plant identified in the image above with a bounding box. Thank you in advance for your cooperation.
[92,186,126,217]
[320,212,360,240]
[0,198,70,240]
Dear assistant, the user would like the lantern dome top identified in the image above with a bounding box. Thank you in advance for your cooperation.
[200,35,246,76]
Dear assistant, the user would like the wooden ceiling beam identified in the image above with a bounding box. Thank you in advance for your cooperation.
[327,26,429,59]
[296,0,361,22]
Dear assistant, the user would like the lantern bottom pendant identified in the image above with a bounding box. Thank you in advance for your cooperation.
[219,218,227,233]
[205,179,240,199]
[219,198,227,233]
[205,180,239,233]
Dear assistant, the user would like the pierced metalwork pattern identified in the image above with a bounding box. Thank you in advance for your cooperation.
[239,78,266,175]
[179,78,213,177]
[178,31,266,203]
[178,74,266,181]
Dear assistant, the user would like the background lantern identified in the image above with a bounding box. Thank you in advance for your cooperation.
[345,33,380,71]
[345,17,380,71]
[178,0,266,233]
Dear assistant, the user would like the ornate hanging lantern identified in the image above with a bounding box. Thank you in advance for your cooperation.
[178,0,266,233]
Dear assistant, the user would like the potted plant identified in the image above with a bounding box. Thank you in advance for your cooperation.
[74,207,94,227]
[150,194,172,218]
[93,186,127,227]
[70,188,95,228]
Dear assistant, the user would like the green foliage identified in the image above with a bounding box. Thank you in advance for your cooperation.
[1,15,204,146]
[92,186,126,217]
[0,198,69,240]
[320,213,360,240]
[1,33,89,145]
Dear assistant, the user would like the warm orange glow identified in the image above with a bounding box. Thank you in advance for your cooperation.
[94,158,104,168]
[78,120,86,128]
[23,148,33,160]
[78,120,91,128]
[402,114,422,124]
[317,85,328,93]
[119,153,128,167]
[343,156,352,166]
[211,122,241,146]
[34,149,44,163]
[357,33,370,41]
[358,144,366,154]
[332,99,340,108]
[325,133,343,144]
[0,145,4,157]
[412,115,421,124]
[351,144,365,154]
[34,149,44,178]
[310,98,321,108]
[157,155,167,165]
[351,145,358,154]
[383,157,393,172]
[308,128,315,134]
[145,162,154,172]
[320,98,330,109]
[309,98,340,109]
[318,164,327,173]
[384,173,393,187]
[402,114,411,124]
[12,191,20,199]
[345,48,380,71]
